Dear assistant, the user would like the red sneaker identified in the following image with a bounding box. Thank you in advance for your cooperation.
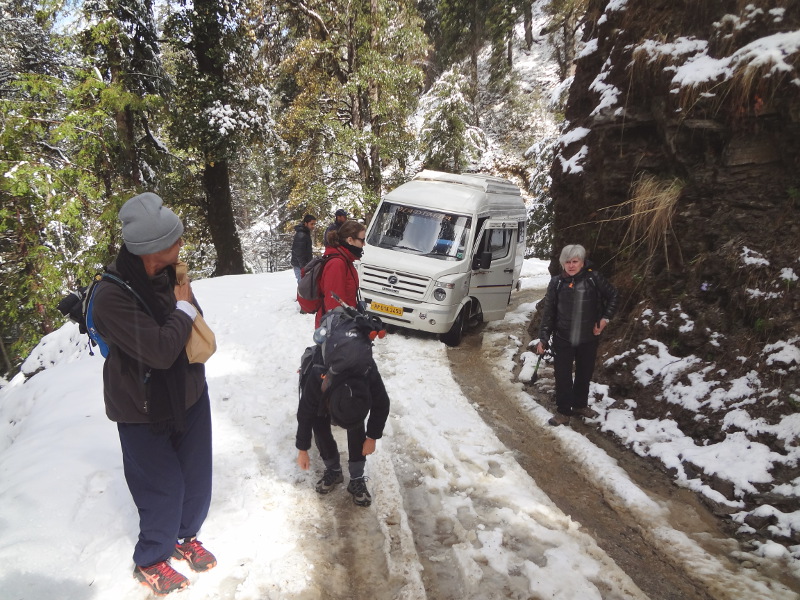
[133,561,189,595]
[172,537,217,572]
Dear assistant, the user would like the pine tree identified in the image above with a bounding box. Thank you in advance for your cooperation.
[419,67,481,172]
[278,0,427,218]
[1,2,125,373]
[164,0,275,275]
[77,0,172,189]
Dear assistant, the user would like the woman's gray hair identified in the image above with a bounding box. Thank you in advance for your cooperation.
[559,244,586,267]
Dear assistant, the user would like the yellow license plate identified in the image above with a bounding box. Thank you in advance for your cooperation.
[370,301,404,317]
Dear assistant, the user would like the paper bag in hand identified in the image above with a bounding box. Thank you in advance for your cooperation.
[175,261,217,363]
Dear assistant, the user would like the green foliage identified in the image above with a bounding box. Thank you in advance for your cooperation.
[1,67,125,373]
[277,0,428,219]
[486,1,517,89]
[788,186,799,209]
[437,0,486,70]
[543,0,587,81]
[753,317,767,335]
[164,0,275,164]
[436,0,529,87]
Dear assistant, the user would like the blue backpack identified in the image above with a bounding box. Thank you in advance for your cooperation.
[58,273,152,357]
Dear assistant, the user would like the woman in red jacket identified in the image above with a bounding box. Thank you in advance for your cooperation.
[315,219,366,327]
[306,218,381,507]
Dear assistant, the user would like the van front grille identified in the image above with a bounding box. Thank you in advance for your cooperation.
[360,265,430,300]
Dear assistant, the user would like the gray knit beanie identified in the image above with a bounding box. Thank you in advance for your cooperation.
[119,193,184,255]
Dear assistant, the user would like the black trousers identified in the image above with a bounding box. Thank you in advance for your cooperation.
[552,336,599,416]
[311,417,366,477]
[118,388,213,567]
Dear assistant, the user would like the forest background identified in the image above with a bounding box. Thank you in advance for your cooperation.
[0,0,572,376]
[4,0,800,561]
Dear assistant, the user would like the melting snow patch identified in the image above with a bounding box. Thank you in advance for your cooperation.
[741,246,770,267]
[558,145,588,174]
[746,288,782,299]
[780,267,798,282]
[762,338,800,367]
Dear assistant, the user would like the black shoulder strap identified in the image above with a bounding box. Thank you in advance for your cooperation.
[100,273,154,318]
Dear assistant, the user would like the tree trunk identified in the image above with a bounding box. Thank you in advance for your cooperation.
[203,161,246,275]
[191,0,247,276]
[524,1,533,49]
[108,33,142,188]
[469,0,482,125]
[0,335,12,376]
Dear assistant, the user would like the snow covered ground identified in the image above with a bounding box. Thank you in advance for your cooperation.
[0,260,797,599]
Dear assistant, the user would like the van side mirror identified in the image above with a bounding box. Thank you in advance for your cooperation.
[473,251,492,270]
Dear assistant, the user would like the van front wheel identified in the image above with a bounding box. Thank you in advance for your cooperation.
[440,306,466,347]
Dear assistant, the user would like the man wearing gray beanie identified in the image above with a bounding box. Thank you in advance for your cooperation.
[91,192,216,595]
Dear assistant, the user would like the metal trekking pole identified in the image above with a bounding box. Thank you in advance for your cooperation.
[330,291,359,318]
[530,348,551,384]
[531,353,544,384]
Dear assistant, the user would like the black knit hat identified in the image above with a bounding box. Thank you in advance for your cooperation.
[329,378,370,430]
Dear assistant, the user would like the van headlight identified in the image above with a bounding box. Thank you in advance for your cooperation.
[433,280,454,302]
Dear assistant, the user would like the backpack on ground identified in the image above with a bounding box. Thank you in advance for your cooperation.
[296,255,341,314]
[57,273,151,358]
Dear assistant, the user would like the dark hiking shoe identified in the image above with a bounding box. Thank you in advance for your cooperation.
[315,468,344,494]
[548,413,570,426]
[133,561,189,595]
[347,477,372,507]
[172,537,217,572]
[573,407,599,419]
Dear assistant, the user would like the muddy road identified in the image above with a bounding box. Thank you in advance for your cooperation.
[298,285,797,600]
[446,286,798,600]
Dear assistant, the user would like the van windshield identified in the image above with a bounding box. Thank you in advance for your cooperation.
[367,202,472,261]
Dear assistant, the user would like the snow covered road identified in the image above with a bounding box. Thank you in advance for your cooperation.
[0,263,797,599]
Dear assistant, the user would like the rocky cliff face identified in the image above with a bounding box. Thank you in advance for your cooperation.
[545,0,800,549]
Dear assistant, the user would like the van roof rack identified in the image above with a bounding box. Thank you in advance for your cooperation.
[413,170,521,197]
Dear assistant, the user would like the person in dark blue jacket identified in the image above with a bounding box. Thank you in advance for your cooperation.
[536,244,618,426]
[323,208,348,247]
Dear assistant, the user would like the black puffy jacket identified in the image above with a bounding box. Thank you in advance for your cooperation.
[291,224,313,268]
[538,266,618,347]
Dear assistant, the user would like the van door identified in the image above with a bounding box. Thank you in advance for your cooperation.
[468,222,517,321]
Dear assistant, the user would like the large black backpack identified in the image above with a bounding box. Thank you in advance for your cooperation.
[315,305,385,377]
[298,304,386,429]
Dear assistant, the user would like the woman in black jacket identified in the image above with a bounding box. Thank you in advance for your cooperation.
[536,244,618,426]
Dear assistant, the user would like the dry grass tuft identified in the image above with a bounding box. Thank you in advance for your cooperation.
[626,174,683,267]
[596,174,684,271]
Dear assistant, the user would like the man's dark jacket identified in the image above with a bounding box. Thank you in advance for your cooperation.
[291,224,313,269]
